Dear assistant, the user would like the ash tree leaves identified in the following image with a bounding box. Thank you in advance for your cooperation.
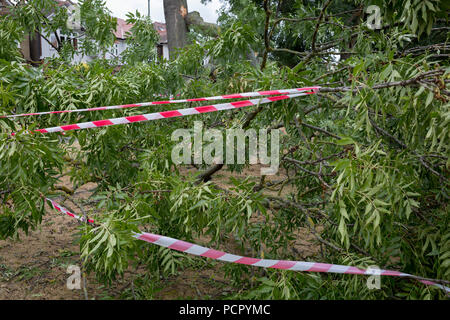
[208,20,261,64]
[367,0,449,36]
[0,18,24,62]
[0,0,449,300]
[121,11,160,65]
[0,132,64,239]
[78,0,118,56]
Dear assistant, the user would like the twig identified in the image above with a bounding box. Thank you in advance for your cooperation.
[296,121,342,139]
[267,196,343,252]
[311,0,333,53]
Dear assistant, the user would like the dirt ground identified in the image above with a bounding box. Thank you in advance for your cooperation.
[0,163,319,300]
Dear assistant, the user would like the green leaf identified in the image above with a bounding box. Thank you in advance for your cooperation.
[335,137,355,146]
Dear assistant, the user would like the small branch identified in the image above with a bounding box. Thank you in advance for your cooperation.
[54,185,75,195]
[311,0,333,52]
[37,30,60,52]
[268,196,344,252]
[139,190,172,194]
[296,121,342,139]
[318,69,445,93]
[196,103,265,183]
[268,8,362,41]
[313,66,350,82]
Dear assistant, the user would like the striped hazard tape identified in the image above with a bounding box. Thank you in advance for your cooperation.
[47,198,94,224]
[133,232,450,293]
[2,87,319,119]
[46,198,450,294]
[11,91,316,136]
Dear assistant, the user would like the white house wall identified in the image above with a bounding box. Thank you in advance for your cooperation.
[163,44,169,60]
[38,29,170,64]
[39,31,91,64]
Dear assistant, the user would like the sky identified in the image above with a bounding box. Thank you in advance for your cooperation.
[102,0,223,23]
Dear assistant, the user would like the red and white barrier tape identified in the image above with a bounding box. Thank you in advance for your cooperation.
[2,87,319,119]
[133,232,450,293]
[46,198,450,293]
[11,91,315,136]
[47,198,94,224]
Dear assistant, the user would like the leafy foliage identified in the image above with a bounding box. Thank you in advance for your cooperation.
[121,11,159,65]
[0,0,448,299]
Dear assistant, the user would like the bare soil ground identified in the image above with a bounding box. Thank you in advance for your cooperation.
[0,163,319,300]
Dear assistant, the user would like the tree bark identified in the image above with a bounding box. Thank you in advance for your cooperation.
[163,0,188,59]
[29,31,42,64]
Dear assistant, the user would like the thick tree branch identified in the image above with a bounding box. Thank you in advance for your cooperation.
[260,0,272,70]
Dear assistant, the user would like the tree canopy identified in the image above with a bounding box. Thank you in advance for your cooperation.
[0,0,449,299]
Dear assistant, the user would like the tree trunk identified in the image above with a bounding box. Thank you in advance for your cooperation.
[29,31,42,64]
[163,0,188,59]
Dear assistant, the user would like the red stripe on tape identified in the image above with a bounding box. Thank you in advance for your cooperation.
[235,257,261,265]
[271,260,297,269]
[267,95,289,101]
[382,270,403,276]
[201,249,226,259]
[222,94,243,99]
[258,90,281,95]
[139,233,160,243]
[345,266,366,275]
[126,115,147,122]
[93,120,114,127]
[152,101,170,105]
[61,124,80,131]
[160,110,183,118]
[308,263,333,273]
[169,240,194,251]
[187,98,207,102]
[195,106,217,113]
[231,100,253,108]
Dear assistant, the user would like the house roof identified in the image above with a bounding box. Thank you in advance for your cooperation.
[153,22,167,44]
[114,18,167,44]
[55,0,75,7]
[114,18,134,40]
[43,0,77,21]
